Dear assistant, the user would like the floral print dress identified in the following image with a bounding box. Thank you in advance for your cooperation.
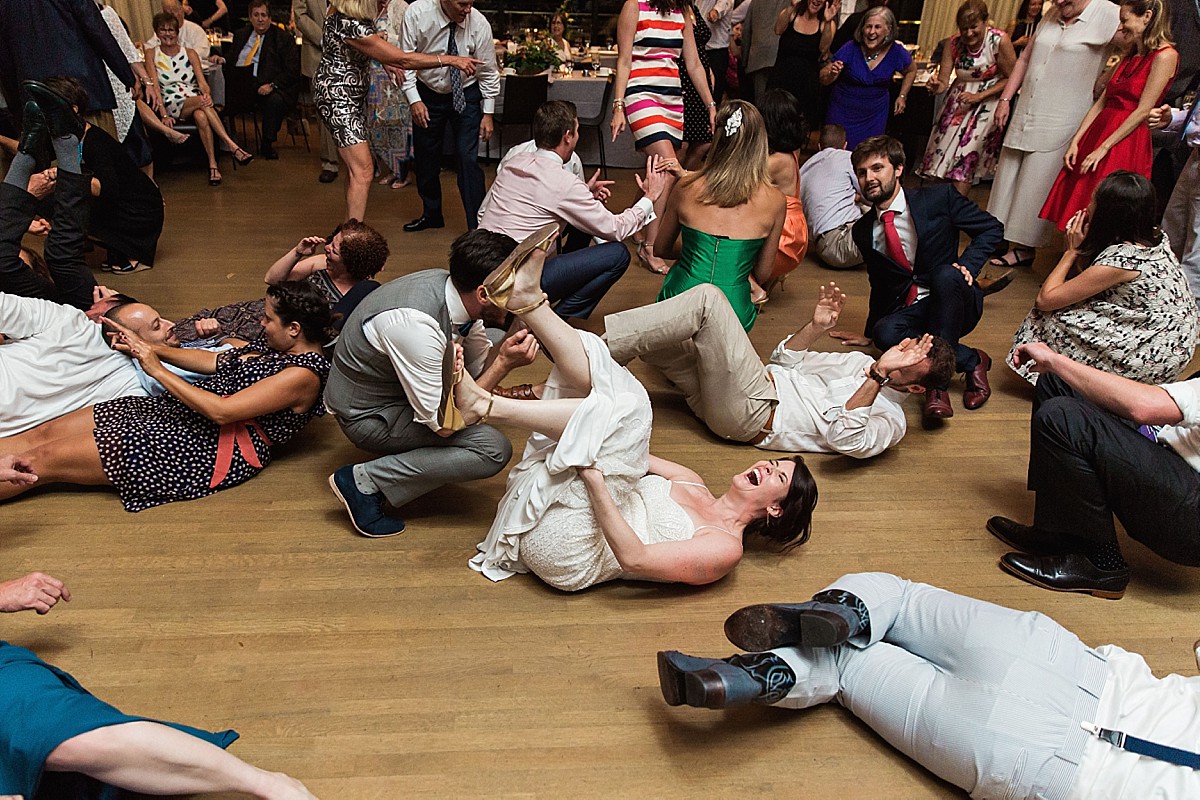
[920,28,1005,184]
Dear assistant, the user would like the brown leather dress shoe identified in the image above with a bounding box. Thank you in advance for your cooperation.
[923,388,954,419]
[999,552,1130,599]
[986,516,1074,555]
[963,349,992,410]
[492,383,539,400]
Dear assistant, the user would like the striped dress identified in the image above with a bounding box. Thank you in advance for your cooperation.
[624,1,686,148]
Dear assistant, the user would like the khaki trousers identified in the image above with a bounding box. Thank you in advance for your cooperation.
[604,284,776,441]
[813,221,863,269]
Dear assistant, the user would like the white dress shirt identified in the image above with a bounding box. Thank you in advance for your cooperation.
[479,148,654,243]
[1164,106,1200,148]
[360,277,491,432]
[757,342,908,458]
[872,188,928,302]
[1153,379,1200,471]
[400,0,500,113]
[1067,645,1200,799]
[0,293,147,437]
[700,0,735,49]
[798,147,863,236]
[236,32,264,74]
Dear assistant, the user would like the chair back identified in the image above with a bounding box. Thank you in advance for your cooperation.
[577,75,613,127]
[500,74,549,126]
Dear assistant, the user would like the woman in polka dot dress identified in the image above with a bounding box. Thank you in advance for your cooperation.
[0,282,332,512]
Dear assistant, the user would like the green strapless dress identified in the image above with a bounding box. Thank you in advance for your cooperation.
[657,226,767,331]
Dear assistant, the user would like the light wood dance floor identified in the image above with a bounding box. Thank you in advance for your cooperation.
[7,143,1199,798]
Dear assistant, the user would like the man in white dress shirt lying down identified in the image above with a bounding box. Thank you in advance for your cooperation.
[0,289,205,437]
[659,571,1200,800]
[601,283,954,457]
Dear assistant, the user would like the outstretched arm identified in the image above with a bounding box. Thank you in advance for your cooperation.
[1012,342,1183,425]
[579,467,742,584]
[785,282,846,351]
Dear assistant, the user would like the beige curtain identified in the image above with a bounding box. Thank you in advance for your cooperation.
[917,0,1025,55]
[108,0,162,47]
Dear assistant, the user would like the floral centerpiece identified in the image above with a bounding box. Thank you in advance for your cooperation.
[505,35,563,75]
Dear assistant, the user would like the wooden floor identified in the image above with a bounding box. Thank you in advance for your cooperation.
[7,142,1200,799]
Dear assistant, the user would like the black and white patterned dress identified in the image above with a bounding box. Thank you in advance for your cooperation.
[1009,237,1200,385]
[677,2,713,145]
[92,343,330,512]
[313,11,378,148]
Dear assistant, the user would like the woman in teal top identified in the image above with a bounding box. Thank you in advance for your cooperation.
[655,101,786,331]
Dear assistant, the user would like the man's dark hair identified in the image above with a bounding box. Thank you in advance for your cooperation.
[533,100,578,150]
[43,76,88,112]
[759,89,807,154]
[851,135,906,171]
[336,219,390,280]
[247,0,270,12]
[448,230,518,292]
[820,123,847,150]
[919,337,957,390]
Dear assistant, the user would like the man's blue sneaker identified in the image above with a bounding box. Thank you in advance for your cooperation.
[328,465,406,538]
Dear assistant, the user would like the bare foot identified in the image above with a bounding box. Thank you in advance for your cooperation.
[167,129,191,145]
[452,364,494,426]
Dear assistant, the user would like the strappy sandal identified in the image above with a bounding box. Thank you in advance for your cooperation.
[437,340,467,432]
[233,148,254,166]
[988,246,1034,268]
[208,168,222,186]
[482,221,560,313]
[635,239,669,275]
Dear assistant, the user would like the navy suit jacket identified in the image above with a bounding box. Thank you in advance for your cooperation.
[227,23,301,106]
[0,0,136,114]
[852,183,1004,334]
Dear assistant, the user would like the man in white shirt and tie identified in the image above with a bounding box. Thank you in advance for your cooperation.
[1152,100,1200,313]
[400,0,500,231]
[479,100,665,320]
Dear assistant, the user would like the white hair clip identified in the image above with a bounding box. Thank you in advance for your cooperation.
[724,107,743,137]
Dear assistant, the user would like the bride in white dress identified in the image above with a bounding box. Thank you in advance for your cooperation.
[456,225,818,592]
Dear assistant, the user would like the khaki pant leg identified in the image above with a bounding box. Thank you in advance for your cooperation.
[814,222,863,269]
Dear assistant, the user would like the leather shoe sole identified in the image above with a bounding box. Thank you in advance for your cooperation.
[404,216,445,232]
[657,651,728,709]
[998,552,1129,600]
[723,603,852,651]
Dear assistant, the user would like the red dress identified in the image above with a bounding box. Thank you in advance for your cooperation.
[1039,46,1175,230]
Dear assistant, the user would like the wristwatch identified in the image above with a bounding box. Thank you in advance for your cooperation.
[868,365,891,386]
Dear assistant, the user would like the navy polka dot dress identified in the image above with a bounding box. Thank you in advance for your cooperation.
[92,342,330,512]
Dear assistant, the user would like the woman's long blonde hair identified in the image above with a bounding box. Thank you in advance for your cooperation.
[331,0,376,22]
[681,100,770,208]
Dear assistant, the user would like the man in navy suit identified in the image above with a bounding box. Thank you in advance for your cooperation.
[227,0,300,159]
[850,135,1004,420]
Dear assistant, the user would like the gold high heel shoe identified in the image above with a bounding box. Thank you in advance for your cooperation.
[437,342,495,431]
[482,221,560,313]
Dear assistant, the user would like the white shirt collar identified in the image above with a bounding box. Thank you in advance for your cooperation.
[878,186,908,217]
[445,276,471,326]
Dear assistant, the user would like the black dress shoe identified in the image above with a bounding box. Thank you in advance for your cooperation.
[986,516,1074,556]
[404,215,445,232]
[260,143,279,160]
[999,552,1130,599]
[724,602,859,651]
[318,168,338,183]
[17,100,47,156]
[22,80,85,138]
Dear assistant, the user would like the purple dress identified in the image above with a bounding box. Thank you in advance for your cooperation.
[825,40,912,149]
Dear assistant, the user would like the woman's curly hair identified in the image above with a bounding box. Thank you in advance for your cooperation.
[336,219,390,281]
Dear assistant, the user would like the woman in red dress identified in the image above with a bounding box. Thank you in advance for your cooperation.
[1039,0,1175,230]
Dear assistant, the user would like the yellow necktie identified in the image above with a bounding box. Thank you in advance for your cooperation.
[242,34,261,67]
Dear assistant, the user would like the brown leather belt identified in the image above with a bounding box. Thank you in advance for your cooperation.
[747,373,776,446]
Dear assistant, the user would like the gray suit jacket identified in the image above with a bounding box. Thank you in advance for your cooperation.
[325,269,453,424]
[741,0,788,75]
[292,0,325,78]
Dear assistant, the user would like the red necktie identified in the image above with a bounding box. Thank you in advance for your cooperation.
[881,209,918,306]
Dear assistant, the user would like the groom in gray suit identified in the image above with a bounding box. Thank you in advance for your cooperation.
[325,230,537,537]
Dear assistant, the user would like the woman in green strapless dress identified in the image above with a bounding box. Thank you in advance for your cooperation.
[657,227,767,330]
[655,101,786,332]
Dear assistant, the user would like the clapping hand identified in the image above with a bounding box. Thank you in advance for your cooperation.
[0,572,71,615]
[0,455,37,487]
[1064,209,1088,252]
[876,333,934,376]
[812,282,846,330]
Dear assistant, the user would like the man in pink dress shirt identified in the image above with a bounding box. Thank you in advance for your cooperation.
[480,100,665,320]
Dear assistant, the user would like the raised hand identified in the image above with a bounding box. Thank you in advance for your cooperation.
[587,169,615,201]
[876,333,933,375]
[0,572,71,615]
[295,235,326,258]
[105,317,161,372]
[1064,209,1088,252]
[637,154,667,202]
[1010,341,1058,373]
[813,282,846,330]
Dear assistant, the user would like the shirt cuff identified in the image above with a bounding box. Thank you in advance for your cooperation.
[404,87,422,105]
[481,99,495,114]
[634,196,656,222]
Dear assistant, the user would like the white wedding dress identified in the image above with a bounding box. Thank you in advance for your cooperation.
[469,331,698,591]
